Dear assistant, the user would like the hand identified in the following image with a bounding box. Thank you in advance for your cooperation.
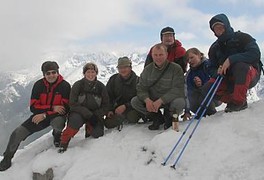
[153,98,163,112]
[32,114,46,124]
[194,76,202,87]
[219,58,230,75]
[107,111,114,118]
[53,105,66,115]
[145,98,156,112]
[115,105,126,115]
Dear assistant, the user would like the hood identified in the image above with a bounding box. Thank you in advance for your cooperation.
[209,13,235,42]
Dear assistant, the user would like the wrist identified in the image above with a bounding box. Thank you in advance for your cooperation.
[43,113,46,119]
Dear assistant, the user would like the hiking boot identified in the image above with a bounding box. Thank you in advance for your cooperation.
[85,123,92,138]
[52,131,61,148]
[164,109,172,130]
[224,101,248,113]
[0,156,12,171]
[147,111,164,130]
[58,143,69,153]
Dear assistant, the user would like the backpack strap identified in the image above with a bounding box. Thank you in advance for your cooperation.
[149,62,171,88]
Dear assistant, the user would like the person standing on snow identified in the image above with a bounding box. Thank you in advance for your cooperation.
[131,43,185,131]
[208,13,262,112]
[0,61,71,171]
[58,62,109,153]
[104,57,141,130]
[144,26,187,73]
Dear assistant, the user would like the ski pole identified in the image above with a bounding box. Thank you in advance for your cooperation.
[161,75,222,166]
[170,76,223,169]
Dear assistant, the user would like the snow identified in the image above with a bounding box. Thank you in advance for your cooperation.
[1,101,264,180]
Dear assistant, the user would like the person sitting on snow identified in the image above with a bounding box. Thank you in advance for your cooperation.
[58,62,109,153]
[208,13,262,112]
[104,57,141,130]
[185,48,220,118]
[0,61,71,171]
[131,43,185,132]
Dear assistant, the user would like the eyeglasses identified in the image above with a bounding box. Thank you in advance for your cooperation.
[45,71,57,76]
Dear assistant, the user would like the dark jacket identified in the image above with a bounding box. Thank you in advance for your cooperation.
[106,71,138,111]
[186,59,211,99]
[144,40,187,72]
[208,13,261,78]
[30,75,71,118]
[69,78,109,120]
[137,61,185,104]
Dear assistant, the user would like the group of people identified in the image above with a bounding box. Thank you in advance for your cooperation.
[0,13,262,171]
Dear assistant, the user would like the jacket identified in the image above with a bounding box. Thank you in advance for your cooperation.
[69,78,109,120]
[30,75,71,118]
[144,40,186,72]
[106,71,138,111]
[137,60,185,104]
[208,13,261,78]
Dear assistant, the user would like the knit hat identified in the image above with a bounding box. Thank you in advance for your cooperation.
[211,21,225,29]
[83,62,98,74]
[41,61,59,74]
[160,26,175,40]
[117,56,132,68]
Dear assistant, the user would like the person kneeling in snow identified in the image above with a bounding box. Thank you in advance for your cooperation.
[131,43,185,131]
[207,13,262,112]
[0,61,71,171]
[58,63,109,153]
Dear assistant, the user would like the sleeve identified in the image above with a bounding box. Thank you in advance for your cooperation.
[94,84,110,120]
[30,80,51,114]
[106,75,115,111]
[144,48,153,67]
[136,69,150,102]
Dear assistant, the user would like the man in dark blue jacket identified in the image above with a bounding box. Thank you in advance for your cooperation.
[208,13,261,112]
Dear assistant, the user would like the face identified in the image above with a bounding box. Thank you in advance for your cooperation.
[161,33,174,46]
[44,70,59,83]
[118,66,132,78]
[187,52,202,68]
[213,24,225,37]
[84,69,97,81]
[152,47,168,67]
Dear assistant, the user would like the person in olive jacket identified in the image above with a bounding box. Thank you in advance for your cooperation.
[58,62,109,153]
[104,57,141,129]
[131,43,185,131]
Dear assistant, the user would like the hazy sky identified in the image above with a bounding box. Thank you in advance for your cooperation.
[0,0,264,71]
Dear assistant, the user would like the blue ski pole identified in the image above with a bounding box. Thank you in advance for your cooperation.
[161,75,222,166]
[170,76,223,169]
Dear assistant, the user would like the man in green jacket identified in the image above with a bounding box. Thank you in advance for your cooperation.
[131,43,185,131]
[104,57,141,129]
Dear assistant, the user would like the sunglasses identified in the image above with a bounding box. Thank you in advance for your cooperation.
[45,71,57,76]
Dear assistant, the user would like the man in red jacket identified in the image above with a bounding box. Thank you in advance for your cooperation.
[144,26,187,73]
[0,61,71,171]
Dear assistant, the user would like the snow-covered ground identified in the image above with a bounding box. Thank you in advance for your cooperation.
[0,100,264,180]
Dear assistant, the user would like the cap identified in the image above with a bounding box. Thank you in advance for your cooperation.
[41,61,59,74]
[117,56,132,68]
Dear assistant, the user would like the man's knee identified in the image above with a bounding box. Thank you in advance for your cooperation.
[50,116,66,132]
[169,98,185,114]
[131,97,146,115]
[67,113,85,130]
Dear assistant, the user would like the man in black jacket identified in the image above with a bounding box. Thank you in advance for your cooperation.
[0,61,71,171]
[104,57,141,129]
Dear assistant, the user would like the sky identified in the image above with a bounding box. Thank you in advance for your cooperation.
[0,0,264,71]
[0,100,263,179]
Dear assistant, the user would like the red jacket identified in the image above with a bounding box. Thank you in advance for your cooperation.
[30,75,71,117]
[144,40,186,72]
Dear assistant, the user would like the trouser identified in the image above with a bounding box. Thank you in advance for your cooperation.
[209,62,259,105]
[131,96,185,116]
[60,112,104,145]
[104,109,141,129]
[3,115,66,159]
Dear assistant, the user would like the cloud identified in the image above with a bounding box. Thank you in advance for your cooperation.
[0,0,263,71]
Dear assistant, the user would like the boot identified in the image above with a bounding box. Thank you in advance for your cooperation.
[164,109,172,130]
[148,111,164,130]
[58,126,78,153]
[224,101,248,113]
[52,130,61,148]
[85,123,93,138]
[0,155,12,171]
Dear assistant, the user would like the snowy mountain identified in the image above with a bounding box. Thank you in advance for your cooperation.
[0,52,146,153]
[0,100,264,180]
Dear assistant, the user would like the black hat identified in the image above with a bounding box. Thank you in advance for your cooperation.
[160,26,175,40]
[41,61,59,74]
